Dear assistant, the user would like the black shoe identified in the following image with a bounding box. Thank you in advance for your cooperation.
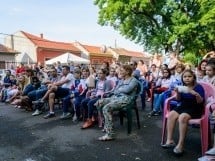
[173,147,184,156]
[161,142,176,149]
[148,111,161,116]
[148,111,156,116]
[43,112,55,119]
[152,111,161,116]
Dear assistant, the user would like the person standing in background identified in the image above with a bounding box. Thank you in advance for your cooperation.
[137,60,147,79]
[168,52,179,70]
[150,53,162,69]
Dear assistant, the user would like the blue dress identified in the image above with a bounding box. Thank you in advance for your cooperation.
[172,83,205,119]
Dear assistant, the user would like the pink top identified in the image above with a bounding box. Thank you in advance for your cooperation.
[96,80,105,96]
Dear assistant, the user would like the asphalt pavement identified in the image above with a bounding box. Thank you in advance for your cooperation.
[0,100,202,161]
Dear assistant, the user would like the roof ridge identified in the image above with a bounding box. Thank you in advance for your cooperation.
[21,31,73,44]
[20,31,80,51]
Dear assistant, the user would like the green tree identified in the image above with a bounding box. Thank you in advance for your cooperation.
[183,52,198,65]
[94,0,215,55]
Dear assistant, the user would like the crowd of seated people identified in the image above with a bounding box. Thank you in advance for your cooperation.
[1,51,215,157]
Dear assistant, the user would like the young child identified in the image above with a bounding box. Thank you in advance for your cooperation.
[60,68,87,121]
[197,70,205,82]
[162,69,205,156]
[204,63,215,155]
[203,63,215,86]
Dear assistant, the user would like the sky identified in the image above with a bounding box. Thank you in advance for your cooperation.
[0,0,144,52]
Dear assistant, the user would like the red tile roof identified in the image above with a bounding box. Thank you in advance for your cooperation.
[21,31,80,52]
[112,48,145,58]
[0,44,18,53]
[82,44,112,56]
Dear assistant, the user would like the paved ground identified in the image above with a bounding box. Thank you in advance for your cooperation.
[0,101,203,161]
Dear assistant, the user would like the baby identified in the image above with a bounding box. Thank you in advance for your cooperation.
[197,70,205,82]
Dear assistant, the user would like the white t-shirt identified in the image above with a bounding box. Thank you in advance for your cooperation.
[203,75,215,86]
[61,73,74,89]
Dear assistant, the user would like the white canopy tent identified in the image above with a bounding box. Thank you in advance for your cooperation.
[45,52,90,65]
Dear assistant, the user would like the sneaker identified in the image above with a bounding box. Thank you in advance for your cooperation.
[60,112,71,120]
[148,111,156,116]
[5,99,10,103]
[32,109,42,116]
[146,98,151,102]
[43,112,55,119]
[206,148,215,156]
[152,111,161,116]
[72,114,78,122]
[148,111,161,116]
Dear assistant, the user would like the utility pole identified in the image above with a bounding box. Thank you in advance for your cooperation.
[114,39,117,48]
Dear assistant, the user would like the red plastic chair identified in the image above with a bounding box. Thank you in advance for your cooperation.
[161,82,215,155]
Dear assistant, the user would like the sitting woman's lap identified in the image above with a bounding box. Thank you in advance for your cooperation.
[102,95,133,113]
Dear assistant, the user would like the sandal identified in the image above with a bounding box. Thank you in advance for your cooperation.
[98,135,114,141]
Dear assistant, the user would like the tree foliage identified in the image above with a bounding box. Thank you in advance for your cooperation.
[182,52,198,65]
[94,0,215,54]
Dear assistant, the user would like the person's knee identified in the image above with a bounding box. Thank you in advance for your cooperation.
[103,105,111,114]
[50,86,57,91]
[49,93,55,99]
[87,100,95,108]
[178,114,190,124]
[168,111,177,119]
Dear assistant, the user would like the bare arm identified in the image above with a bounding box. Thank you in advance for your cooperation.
[189,90,204,104]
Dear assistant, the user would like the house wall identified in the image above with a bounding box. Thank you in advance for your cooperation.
[0,53,15,62]
[73,42,89,59]
[90,56,112,66]
[37,48,81,65]
[131,57,150,66]
[4,32,37,63]
[118,55,130,64]
[0,53,16,69]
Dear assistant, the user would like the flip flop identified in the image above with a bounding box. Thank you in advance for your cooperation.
[98,135,114,141]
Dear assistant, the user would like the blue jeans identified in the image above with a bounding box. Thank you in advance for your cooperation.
[23,84,36,96]
[81,97,100,119]
[62,95,85,116]
[140,88,146,110]
[27,86,48,101]
[62,95,71,113]
[153,93,164,112]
